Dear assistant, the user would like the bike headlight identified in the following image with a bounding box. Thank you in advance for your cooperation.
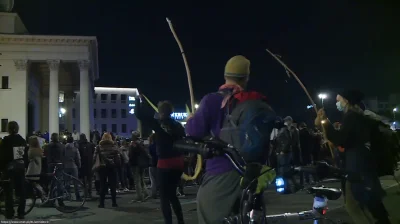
[275,177,285,193]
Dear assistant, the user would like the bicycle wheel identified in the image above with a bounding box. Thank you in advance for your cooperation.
[0,180,36,215]
[53,174,86,213]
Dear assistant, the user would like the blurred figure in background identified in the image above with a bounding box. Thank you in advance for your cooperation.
[148,133,159,199]
[78,133,95,198]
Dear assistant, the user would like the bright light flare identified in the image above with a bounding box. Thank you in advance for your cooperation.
[318,93,328,99]
[194,104,199,109]
[394,108,398,112]
[60,108,66,114]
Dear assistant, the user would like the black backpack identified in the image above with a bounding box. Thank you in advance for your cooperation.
[219,91,276,163]
[370,120,400,176]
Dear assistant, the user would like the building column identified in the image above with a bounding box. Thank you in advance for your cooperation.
[13,60,29,138]
[78,60,91,139]
[47,60,60,136]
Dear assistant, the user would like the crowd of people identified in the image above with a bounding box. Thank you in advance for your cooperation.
[0,55,399,224]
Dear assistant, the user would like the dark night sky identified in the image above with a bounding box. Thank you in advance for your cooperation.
[14,1,400,123]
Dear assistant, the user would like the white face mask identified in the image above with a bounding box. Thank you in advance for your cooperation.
[336,101,345,112]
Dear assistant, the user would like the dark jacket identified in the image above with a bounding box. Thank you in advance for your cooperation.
[45,141,65,165]
[299,128,312,164]
[325,110,385,203]
[0,134,27,170]
[78,140,95,176]
[128,141,150,168]
[135,97,185,160]
[275,127,292,154]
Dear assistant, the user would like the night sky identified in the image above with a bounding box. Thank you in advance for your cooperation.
[14,1,400,123]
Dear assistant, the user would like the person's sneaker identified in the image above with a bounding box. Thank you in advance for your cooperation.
[123,188,130,192]
[116,190,121,193]
[130,199,142,203]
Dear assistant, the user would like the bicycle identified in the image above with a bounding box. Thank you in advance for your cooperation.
[0,172,37,216]
[174,137,346,224]
[36,163,87,213]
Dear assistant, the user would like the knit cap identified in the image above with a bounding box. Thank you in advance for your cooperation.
[224,55,250,78]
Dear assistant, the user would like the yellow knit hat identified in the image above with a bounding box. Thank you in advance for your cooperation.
[224,55,250,78]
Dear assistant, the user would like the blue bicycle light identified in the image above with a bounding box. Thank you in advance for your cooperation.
[275,177,285,193]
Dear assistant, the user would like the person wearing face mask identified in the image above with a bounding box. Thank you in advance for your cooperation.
[315,90,391,224]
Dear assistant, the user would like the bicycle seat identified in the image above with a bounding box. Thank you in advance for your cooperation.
[308,186,342,200]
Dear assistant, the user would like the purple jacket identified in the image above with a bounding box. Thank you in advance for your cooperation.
[185,91,234,175]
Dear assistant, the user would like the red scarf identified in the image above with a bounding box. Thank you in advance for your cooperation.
[219,84,267,108]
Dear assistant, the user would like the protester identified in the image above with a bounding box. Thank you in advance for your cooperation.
[316,90,390,224]
[119,139,130,192]
[129,132,150,202]
[148,133,159,199]
[94,132,120,208]
[26,136,47,202]
[298,122,313,185]
[78,133,95,198]
[135,97,186,224]
[0,121,27,219]
[185,55,274,223]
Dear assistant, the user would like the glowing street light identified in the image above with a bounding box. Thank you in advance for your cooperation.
[394,108,398,112]
[194,104,199,109]
[318,93,328,106]
[393,108,397,121]
[60,108,66,114]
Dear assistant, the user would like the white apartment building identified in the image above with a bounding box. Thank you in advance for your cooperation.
[69,87,139,138]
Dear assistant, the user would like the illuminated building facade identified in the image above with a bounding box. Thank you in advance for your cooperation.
[0,12,98,138]
[70,87,139,138]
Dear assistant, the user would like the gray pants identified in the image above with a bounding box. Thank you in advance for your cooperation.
[132,166,148,200]
[197,170,241,224]
[149,167,158,197]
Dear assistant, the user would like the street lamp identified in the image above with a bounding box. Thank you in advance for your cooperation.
[393,108,397,121]
[318,93,328,107]
[194,104,199,109]
[60,108,66,114]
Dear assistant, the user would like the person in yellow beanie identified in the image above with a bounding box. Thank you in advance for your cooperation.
[186,55,276,223]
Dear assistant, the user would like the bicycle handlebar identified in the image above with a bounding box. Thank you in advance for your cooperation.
[174,137,247,175]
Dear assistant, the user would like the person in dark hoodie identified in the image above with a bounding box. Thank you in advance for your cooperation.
[78,133,95,198]
[135,97,186,224]
[185,55,273,223]
[316,90,390,224]
[0,121,27,219]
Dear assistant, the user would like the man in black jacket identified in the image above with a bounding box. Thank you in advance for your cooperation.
[0,121,27,219]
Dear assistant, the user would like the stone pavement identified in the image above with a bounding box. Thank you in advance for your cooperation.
[1,174,399,223]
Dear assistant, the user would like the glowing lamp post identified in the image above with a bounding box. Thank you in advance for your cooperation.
[318,93,327,107]
[194,104,199,109]
[393,108,397,120]
[59,108,66,118]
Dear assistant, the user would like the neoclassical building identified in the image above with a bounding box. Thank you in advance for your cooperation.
[0,12,98,138]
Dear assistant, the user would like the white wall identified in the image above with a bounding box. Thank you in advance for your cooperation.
[0,60,28,138]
